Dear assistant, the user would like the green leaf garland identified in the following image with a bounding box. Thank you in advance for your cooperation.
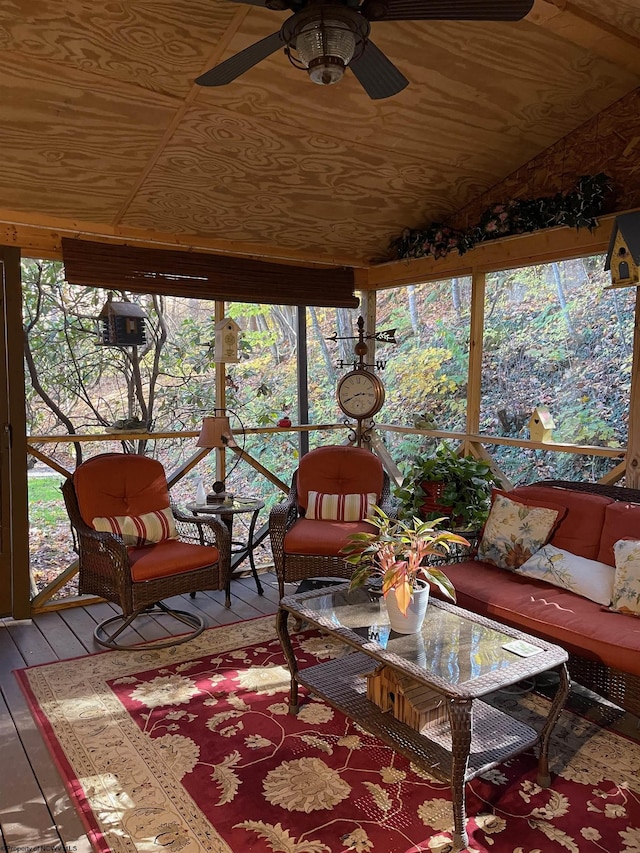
[389,173,612,261]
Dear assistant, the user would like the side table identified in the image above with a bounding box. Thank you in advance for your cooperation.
[186,498,265,607]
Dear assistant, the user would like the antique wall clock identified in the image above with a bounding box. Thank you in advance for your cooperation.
[337,369,385,420]
[330,316,395,447]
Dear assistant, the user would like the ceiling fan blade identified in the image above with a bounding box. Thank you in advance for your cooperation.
[350,41,409,100]
[196,32,284,86]
[376,0,534,22]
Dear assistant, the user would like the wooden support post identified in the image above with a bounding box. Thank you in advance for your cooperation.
[466,271,485,457]
[625,287,640,487]
[215,300,227,483]
[297,306,309,458]
[1,246,30,619]
[361,289,377,356]
[360,289,381,451]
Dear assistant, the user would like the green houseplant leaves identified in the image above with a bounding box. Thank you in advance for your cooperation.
[342,507,467,616]
[395,444,500,530]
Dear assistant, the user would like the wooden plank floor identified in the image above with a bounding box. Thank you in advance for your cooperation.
[0,571,281,853]
[3,572,640,853]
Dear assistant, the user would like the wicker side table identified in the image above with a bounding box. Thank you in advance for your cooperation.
[187,498,265,606]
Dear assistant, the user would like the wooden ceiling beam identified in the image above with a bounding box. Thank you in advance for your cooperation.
[0,210,366,268]
[527,0,640,76]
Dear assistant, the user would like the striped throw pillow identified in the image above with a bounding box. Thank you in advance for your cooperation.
[92,507,177,546]
[306,491,377,522]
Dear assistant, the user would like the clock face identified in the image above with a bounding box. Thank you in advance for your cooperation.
[337,370,385,419]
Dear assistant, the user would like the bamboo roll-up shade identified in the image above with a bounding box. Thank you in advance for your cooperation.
[61,239,358,308]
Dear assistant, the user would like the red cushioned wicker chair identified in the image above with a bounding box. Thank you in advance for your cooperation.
[269,445,395,599]
[62,453,231,650]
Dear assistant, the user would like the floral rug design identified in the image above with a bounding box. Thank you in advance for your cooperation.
[16,616,640,853]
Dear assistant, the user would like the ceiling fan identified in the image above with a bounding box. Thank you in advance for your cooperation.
[196,0,534,100]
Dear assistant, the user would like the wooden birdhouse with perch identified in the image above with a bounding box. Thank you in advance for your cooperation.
[604,212,640,289]
[214,318,240,363]
[528,406,555,443]
[98,296,147,347]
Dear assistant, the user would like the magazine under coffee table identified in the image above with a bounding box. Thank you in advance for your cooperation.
[276,583,569,851]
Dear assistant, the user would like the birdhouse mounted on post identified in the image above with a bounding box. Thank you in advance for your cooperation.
[214,318,240,362]
[98,296,147,347]
[528,406,556,443]
[604,212,640,289]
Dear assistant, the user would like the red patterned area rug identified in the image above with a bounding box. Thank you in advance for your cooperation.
[15,616,640,853]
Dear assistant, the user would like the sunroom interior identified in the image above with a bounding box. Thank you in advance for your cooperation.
[2,0,640,850]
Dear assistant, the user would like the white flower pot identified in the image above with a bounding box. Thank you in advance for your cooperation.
[385,583,430,634]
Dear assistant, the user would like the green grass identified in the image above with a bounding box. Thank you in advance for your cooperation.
[28,475,66,525]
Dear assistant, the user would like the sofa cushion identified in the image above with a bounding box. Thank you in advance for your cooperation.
[611,538,640,616]
[597,502,640,567]
[284,518,375,556]
[515,544,614,606]
[511,485,613,560]
[444,559,640,676]
[128,540,219,582]
[74,453,171,527]
[477,492,560,570]
[297,446,384,512]
[489,488,567,536]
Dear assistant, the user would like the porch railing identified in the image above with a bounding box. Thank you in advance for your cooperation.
[26,423,627,614]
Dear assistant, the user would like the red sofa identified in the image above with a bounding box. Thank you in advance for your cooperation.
[442,480,640,717]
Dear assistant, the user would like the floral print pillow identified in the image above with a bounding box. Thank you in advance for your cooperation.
[477,493,559,570]
[515,544,614,605]
[611,539,640,616]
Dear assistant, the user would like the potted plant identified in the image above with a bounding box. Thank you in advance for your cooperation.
[395,444,500,531]
[341,507,468,633]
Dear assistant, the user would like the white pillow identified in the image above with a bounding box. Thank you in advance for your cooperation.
[515,544,614,606]
[611,539,640,616]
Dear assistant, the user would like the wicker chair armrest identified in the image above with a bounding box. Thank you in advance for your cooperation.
[269,492,299,546]
[75,523,127,551]
[75,523,132,585]
[69,506,124,547]
[379,494,400,520]
[172,506,231,564]
[378,472,400,520]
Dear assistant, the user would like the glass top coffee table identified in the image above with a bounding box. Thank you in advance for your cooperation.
[276,583,569,851]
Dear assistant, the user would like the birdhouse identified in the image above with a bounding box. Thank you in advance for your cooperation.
[365,665,447,732]
[214,318,240,363]
[604,212,640,289]
[528,406,556,443]
[98,297,147,347]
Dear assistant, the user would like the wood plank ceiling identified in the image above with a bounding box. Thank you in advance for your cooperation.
[0,0,638,268]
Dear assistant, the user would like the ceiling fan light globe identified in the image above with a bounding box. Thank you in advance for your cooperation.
[296,19,357,67]
[308,57,345,85]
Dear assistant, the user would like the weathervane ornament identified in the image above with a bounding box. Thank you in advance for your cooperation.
[331,316,396,447]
